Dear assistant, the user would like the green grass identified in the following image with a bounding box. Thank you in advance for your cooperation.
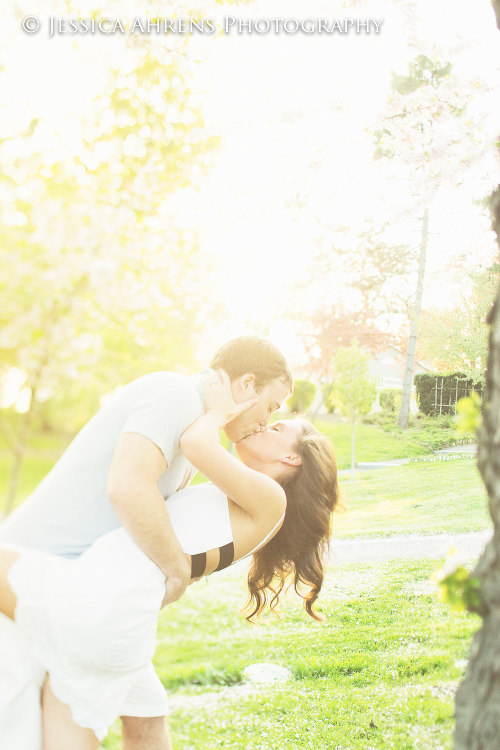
[360,412,474,452]
[101,559,480,749]
[1,429,482,749]
[307,420,430,469]
[0,414,466,503]
[335,459,490,538]
[1,433,485,540]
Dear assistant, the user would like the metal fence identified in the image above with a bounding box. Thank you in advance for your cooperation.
[432,377,482,416]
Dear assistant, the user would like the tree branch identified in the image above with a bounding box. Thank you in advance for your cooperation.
[0,411,22,456]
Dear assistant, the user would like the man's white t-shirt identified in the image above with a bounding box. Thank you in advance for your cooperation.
[0,371,205,558]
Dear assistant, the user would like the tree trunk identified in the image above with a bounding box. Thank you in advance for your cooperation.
[397,207,429,428]
[311,367,333,424]
[4,448,25,519]
[454,187,500,748]
[351,413,355,481]
[311,386,327,424]
[3,395,36,518]
[494,0,500,29]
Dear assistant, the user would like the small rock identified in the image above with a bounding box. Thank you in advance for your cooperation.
[242,663,293,684]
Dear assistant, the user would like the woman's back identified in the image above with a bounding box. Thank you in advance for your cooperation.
[164,481,285,577]
[165,482,233,554]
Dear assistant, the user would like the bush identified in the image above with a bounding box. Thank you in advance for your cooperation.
[414,373,482,416]
[287,380,316,413]
[361,412,396,428]
[379,388,401,413]
[322,383,336,414]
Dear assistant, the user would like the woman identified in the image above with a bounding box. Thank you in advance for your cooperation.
[0,372,340,749]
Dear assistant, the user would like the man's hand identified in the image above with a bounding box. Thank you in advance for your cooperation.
[200,369,257,426]
[161,553,192,607]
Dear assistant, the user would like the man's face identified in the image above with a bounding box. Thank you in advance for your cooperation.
[224,378,290,444]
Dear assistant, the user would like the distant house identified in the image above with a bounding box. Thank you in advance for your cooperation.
[304,346,430,416]
[369,346,430,388]
[369,346,430,413]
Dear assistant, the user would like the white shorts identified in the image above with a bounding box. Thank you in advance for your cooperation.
[0,613,168,748]
[120,662,169,718]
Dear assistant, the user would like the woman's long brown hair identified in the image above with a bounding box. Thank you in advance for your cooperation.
[241,421,340,623]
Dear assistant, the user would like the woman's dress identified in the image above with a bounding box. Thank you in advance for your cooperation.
[4,482,283,740]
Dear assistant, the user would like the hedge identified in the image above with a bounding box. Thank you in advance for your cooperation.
[287,380,316,413]
[414,372,482,416]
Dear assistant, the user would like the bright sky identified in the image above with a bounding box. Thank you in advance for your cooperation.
[2,0,500,364]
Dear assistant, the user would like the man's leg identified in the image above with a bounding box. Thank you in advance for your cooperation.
[121,716,173,750]
[120,662,172,750]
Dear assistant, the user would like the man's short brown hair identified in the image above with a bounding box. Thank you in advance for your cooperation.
[209,336,293,392]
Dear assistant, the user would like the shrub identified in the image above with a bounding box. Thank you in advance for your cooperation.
[287,380,316,413]
[414,373,482,416]
[361,412,396,428]
[379,388,401,413]
[322,383,336,414]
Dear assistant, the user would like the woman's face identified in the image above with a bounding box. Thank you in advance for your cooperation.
[235,419,304,476]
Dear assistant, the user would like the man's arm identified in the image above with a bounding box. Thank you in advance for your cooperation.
[107,432,191,605]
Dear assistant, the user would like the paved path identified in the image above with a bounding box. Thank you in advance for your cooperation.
[434,443,477,455]
[331,530,492,566]
[353,458,412,471]
[340,444,478,475]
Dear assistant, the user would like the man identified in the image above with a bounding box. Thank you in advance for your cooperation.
[0,335,292,750]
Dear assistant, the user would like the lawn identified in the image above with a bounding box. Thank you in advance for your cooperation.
[335,459,490,538]
[1,429,484,537]
[0,419,433,505]
[102,558,480,749]
[312,419,430,469]
[0,411,468,512]
[0,427,485,749]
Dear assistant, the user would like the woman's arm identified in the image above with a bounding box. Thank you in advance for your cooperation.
[180,376,286,523]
